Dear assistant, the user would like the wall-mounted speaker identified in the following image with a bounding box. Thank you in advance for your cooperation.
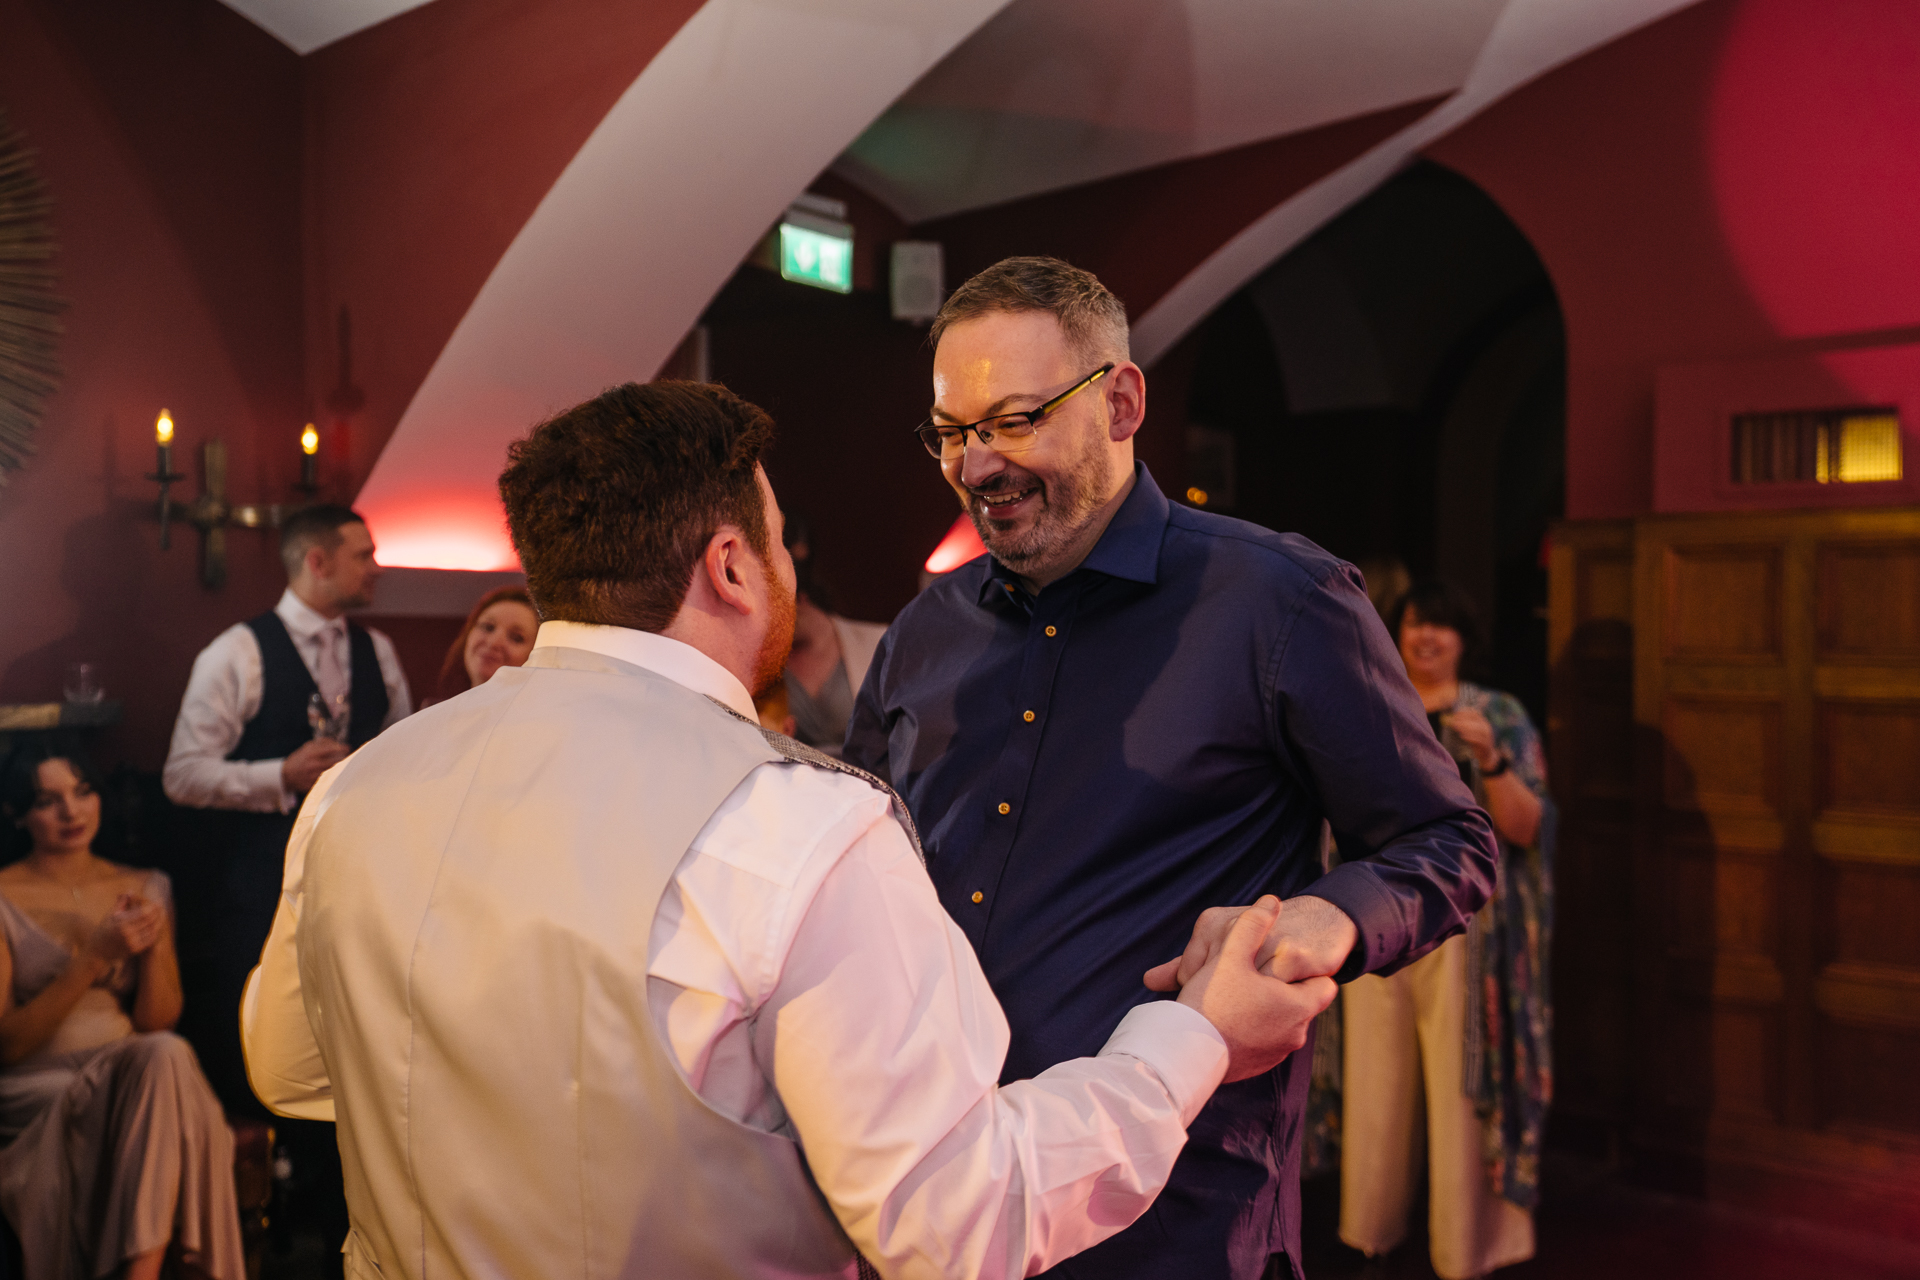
[891,241,944,325]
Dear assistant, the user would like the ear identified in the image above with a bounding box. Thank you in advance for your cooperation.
[304,543,330,580]
[698,526,761,618]
[1105,362,1147,444]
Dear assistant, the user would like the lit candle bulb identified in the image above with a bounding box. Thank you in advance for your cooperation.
[300,422,319,490]
[155,410,174,475]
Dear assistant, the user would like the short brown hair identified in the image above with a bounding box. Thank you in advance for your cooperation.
[931,256,1129,365]
[278,504,365,579]
[498,381,776,632]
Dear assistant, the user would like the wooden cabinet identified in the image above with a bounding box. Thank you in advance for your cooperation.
[1552,508,1920,1236]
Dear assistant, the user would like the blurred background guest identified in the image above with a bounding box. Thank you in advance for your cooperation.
[162,504,408,1278]
[0,739,243,1280]
[1353,555,1412,621]
[434,587,538,703]
[780,514,886,758]
[1340,579,1553,1279]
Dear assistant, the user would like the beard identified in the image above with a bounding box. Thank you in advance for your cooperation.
[965,429,1115,577]
[750,560,798,699]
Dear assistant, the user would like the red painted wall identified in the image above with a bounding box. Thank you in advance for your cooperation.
[299,0,704,501]
[0,0,706,770]
[0,0,304,770]
[1425,0,1920,519]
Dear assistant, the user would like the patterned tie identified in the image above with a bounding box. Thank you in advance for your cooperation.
[315,620,351,725]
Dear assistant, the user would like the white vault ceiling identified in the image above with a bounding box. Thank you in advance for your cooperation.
[834,0,1510,222]
[216,0,439,54]
[302,0,1701,569]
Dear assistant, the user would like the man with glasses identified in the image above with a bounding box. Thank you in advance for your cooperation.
[845,257,1498,1280]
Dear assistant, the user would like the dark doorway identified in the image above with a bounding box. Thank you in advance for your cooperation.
[1183,159,1565,721]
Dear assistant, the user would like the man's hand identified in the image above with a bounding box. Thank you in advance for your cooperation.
[281,739,350,794]
[1145,894,1359,990]
[1172,896,1338,1082]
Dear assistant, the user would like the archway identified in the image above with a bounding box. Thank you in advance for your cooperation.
[1181,159,1564,718]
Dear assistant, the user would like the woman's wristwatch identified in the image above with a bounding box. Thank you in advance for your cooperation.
[1480,753,1511,778]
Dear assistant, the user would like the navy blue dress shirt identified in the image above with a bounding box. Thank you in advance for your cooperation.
[844,466,1497,1280]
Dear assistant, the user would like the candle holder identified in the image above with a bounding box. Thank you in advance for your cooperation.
[147,452,187,549]
[298,423,320,496]
[151,438,312,589]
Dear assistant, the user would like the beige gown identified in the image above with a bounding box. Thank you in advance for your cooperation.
[0,872,244,1280]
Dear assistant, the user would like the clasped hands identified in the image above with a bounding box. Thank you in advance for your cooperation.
[1149,895,1356,1082]
[83,893,165,971]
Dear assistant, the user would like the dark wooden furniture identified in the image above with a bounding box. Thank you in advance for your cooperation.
[1551,508,1920,1238]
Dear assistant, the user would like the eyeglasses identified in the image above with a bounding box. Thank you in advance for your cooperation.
[915,363,1115,460]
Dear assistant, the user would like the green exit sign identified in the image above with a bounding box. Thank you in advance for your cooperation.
[780,219,853,294]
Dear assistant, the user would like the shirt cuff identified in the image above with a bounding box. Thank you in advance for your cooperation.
[238,758,296,814]
[1098,1001,1228,1127]
[1300,865,1401,984]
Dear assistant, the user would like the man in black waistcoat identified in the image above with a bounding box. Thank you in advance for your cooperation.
[164,504,410,1266]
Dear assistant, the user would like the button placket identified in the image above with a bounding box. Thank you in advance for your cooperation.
[961,585,1078,949]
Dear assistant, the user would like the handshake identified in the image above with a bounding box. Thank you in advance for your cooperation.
[1145,894,1357,1083]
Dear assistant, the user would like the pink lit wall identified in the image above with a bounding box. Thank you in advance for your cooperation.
[299,0,705,566]
[0,0,305,770]
[1426,0,1920,519]
[1654,343,1920,514]
[0,0,701,767]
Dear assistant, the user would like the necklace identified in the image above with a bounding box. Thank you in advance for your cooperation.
[25,859,91,903]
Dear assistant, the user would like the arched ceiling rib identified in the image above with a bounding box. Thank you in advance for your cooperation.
[833,0,1509,223]
[1130,0,1705,366]
[348,0,1704,570]
[352,0,1015,570]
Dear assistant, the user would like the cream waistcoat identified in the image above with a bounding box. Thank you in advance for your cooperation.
[297,645,857,1278]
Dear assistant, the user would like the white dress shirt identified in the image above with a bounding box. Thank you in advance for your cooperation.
[162,588,411,814]
[243,621,1228,1279]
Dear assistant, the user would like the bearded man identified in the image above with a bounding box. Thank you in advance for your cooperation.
[844,257,1499,1280]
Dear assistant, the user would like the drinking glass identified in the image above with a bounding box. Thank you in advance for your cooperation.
[307,692,349,742]
[63,663,105,705]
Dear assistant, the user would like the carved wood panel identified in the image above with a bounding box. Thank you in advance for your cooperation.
[1548,521,1636,1139]
[1662,545,1782,660]
[1662,698,1780,815]
[1817,541,1920,661]
[1629,507,1920,1225]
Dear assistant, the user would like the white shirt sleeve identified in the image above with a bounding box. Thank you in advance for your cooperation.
[365,627,413,727]
[162,625,291,813]
[755,804,1228,1280]
[239,763,342,1121]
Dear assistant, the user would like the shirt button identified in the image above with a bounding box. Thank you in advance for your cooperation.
[1023,710,1035,723]
[1045,625,1057,637]
[971,891,984,904]
[997,802,1011,815]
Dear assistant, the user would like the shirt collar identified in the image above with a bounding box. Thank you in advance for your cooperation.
[275,587,344,639]
[977,463,1169,605]
[531,621,757,721]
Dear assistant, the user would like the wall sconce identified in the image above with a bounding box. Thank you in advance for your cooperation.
[147,410,185,550]
[299,423,320,494]
[150,413,322,589]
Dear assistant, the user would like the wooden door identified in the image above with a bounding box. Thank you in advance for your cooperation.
[1547,519,1637,1147]
[1631,507,1920,1231]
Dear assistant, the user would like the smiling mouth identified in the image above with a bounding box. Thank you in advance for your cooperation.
[974,484,1039,512]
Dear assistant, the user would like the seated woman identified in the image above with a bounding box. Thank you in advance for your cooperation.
[0,743,243,1280]
[434,586,539,702]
